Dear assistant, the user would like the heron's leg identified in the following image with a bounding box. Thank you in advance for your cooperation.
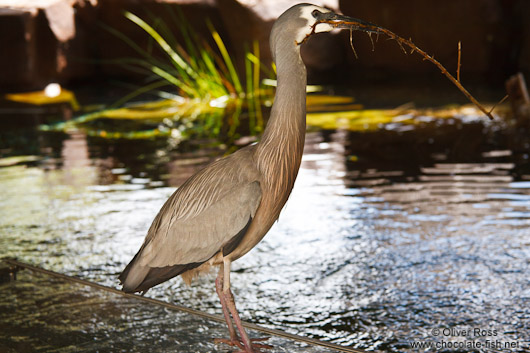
[214,263,238,343]
[221,258,255,352]
[214,259,272,352]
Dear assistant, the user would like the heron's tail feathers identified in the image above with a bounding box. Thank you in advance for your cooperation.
[119,250,204,293]
[119,250,148,292]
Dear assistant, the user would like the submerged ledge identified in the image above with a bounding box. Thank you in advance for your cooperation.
[1,258,363,353]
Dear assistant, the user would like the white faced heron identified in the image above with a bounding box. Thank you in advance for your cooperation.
[119,3,367,352]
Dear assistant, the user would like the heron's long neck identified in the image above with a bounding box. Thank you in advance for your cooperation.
[256,43,306,201]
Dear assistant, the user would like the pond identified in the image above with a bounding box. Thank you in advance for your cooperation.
[1,101,529,352]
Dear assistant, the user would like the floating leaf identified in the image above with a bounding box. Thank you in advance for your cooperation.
[5,89,80,110]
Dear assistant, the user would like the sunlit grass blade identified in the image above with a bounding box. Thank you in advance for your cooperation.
[246,52,276,79]
[201,48,225,88]
[125,12,197,82]
[228,99,242,137]
[150,66,198,97]
[245,45,256,133]
[207,20,243,95]
[251,40,263,131]
[169,8,204,72]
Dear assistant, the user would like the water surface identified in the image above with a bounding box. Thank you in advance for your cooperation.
[1,107,529,352]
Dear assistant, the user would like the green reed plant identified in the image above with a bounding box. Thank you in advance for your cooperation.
[123,11,233,100]
[118,9,271,134]
[40,8,273,140]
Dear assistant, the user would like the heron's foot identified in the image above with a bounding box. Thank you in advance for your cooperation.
[213,337,243,348]
[214,336,272,352]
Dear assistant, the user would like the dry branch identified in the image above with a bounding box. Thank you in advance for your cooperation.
[349,28,358,59]
[457,41,462,82]
[311,19,504,120]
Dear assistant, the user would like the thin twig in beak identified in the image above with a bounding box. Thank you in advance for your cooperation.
[349,27,358,59]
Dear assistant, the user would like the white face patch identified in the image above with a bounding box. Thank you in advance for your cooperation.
[294,5,334,43]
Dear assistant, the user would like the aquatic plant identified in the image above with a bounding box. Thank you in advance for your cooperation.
[40,8,274,141]
[102,9,271,138]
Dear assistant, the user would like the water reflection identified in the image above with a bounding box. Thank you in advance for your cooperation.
[1,113,529,352]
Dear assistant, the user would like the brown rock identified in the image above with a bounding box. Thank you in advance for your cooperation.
[506,72,530,122]
[1,0,529,91]
[0,0,97,92]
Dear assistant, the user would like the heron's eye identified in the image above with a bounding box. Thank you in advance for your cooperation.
[311,9,321,18]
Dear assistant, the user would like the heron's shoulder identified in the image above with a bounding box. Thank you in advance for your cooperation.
[147,145,260,227]
[221,143,258,162]
[206,144,260,180]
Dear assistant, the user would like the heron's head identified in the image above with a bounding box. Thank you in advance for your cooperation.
[271,3,376,59]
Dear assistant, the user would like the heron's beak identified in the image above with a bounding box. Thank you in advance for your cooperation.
[316,12,379,33]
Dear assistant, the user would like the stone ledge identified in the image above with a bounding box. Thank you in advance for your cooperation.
[1,0,529,91]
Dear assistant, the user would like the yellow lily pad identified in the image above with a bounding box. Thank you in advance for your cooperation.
[5,87,80,111]
[307,109,398,131]
[306,95,355,106]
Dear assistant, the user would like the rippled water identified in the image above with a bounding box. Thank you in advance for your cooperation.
[1,109,529,352]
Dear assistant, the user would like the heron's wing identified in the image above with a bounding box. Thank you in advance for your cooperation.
[138,148,262,267]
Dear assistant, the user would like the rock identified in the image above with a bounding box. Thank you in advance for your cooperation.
[43,0,77,42]
[0,0,97,92]
[0,0,529,91]
[506,73,530,123]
